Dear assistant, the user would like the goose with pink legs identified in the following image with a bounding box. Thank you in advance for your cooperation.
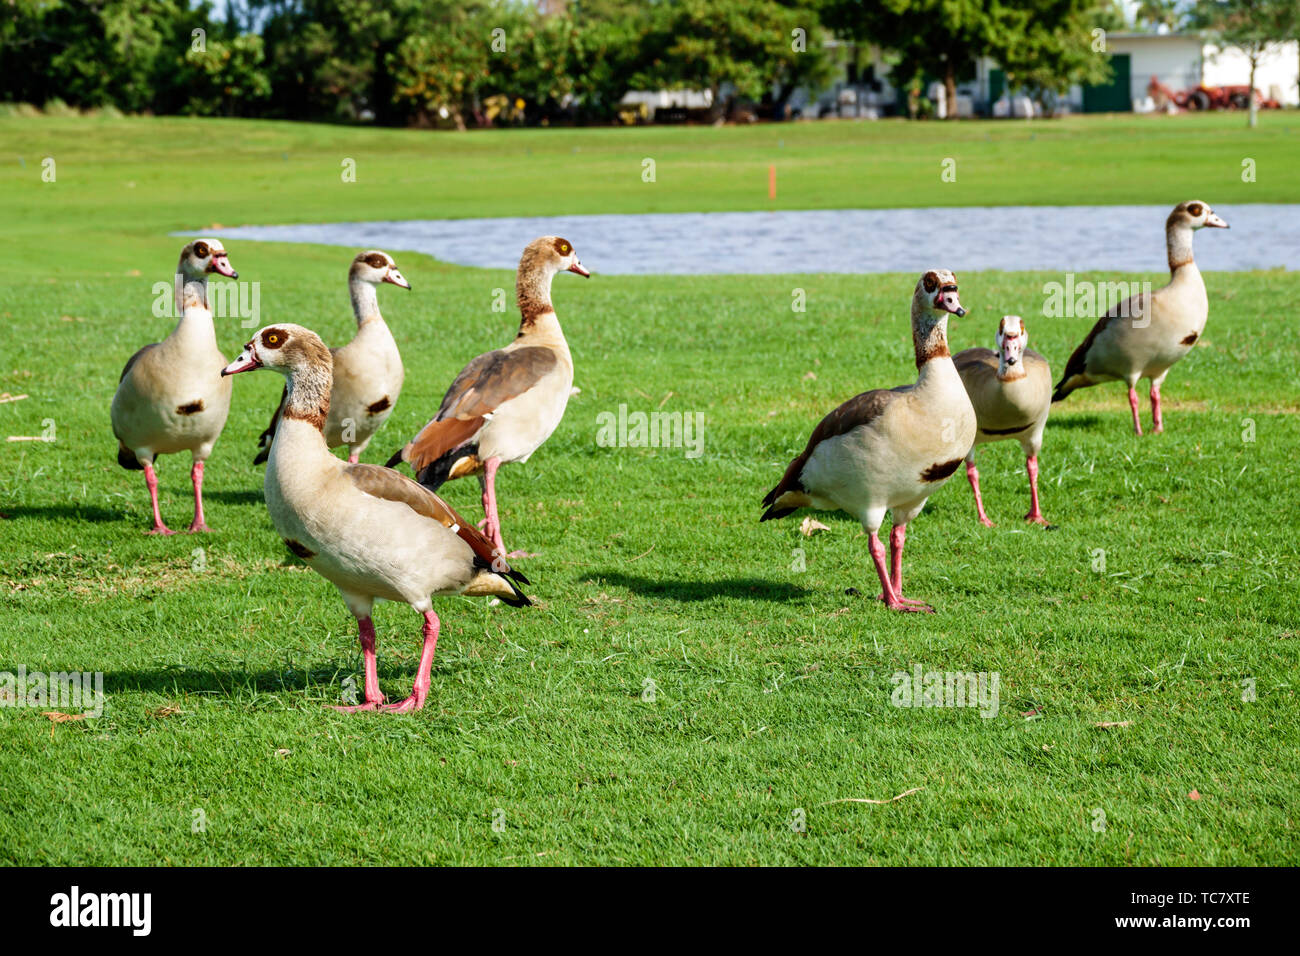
[1052,200,1228,435]
[222,324,530,713]
[954,315,1053,527]
[761,270,976,613]
[387,236,588,560]
[111,239,238,534]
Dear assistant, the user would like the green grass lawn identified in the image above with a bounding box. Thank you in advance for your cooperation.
[1,114,1297,865]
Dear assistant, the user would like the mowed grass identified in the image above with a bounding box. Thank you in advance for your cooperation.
[0,114,1298,865]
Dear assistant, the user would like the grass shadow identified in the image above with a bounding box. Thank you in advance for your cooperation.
[101,657,472,700]
[1049,414,1106,430]
[0,504,125,522]
[202,489,265,505]
[588,571,807,603]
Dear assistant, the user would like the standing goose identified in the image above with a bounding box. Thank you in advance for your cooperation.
[1052,200,1229,434]
[111,239,238,534]
[386,236,588,558]
[954,315,1053,527]
[221,324,530,714]
[761,270,976,613]
[254,250,409,465]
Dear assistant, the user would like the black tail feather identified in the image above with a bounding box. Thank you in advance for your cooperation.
[117,444,143,470]
[413,442,478,493]
[384,448,404,469]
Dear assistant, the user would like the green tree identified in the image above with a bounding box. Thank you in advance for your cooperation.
[635,0,833,121]
[1195,0,1300,127]
[824,0,1113,118]
[178,34,272,116]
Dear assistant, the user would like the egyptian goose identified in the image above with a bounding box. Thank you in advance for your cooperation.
[254,251,409,465]
[111,239,238,534]
[1052,200,1229,434]
[761,270,975,613]
[954,316,1052,527]
[221,324,530,714]
[386,236,588,558]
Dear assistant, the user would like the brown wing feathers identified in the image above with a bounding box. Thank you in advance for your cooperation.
[344,464,530,596]
[253,384,288,465]
[760,388,901,521]
[387,346,558,483]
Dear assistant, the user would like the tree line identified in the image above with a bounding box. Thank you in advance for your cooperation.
[0,1,1292,125]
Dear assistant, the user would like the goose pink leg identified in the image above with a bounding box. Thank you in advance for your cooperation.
[347,453,359,464]
[332,618,386,712]
[379,610,439,713]
[965,461,996,527]
[187,461,212,532]
[142,462,173,535]
[1024,455,1049,526]
[869,526,933,613]
[479,457,534,560]
[1128,386,1143,436]
[1150,382,1164,434]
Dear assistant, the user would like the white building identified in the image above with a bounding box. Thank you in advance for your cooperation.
[976,32,1299,114]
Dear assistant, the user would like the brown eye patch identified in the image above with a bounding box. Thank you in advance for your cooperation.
[363,252,388,269]
[261,328,287,349]
[193,241,210,258]
[922,272,938,293]
[553,238,572,256]
[1187,202,1204,218]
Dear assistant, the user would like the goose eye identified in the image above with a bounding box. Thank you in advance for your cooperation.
[194,241,210,258]
[923,273,937,292]
[1187,203,1203,218]
[261,329,285,349]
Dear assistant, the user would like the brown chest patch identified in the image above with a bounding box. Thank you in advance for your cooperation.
[284,406,327,431]
[920,457,964,482]
[1181,332,1199,346]
[366,396,391,415]
[284,539,315,559]
[176,400,205,416]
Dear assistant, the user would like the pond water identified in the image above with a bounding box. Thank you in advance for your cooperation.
[202,205,1299,275]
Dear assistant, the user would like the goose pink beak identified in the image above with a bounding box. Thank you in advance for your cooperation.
[568,261,590,278]
[221,348,260,376]
[210,253,238,279]
[935,289,966,316]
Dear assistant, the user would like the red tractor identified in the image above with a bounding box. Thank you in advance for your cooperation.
[1148,76,1279,111]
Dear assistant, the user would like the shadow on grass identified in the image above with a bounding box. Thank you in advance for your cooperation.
[100,656,472,701]
[202,489,265,505]
[587,571,807,602]
[0,504,125,522]
[1049,414,1105,430]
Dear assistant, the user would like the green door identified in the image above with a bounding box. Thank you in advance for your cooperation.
[1083,53,1132,113]
[989,68,1005,108]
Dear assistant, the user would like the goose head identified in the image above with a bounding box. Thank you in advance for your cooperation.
[525,236,589,278]
[180,239,238,280]
[1171,200,1228,230]
[221,323,332,379]
[351,250,410,290]
[916,269,965,318]
[996,315,1028,381]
